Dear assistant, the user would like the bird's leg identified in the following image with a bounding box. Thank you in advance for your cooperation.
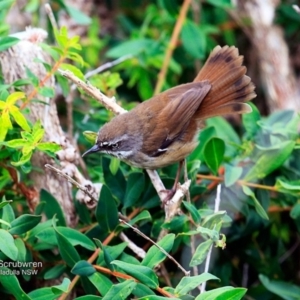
[161,160,184,204]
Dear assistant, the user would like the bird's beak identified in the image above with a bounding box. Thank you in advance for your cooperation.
[82,144,101,157]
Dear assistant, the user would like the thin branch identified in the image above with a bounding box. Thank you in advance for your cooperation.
[119,232,146,259]
[59,209,141,300]
[120,219,190,276]
[59,69,126,114]
[85,55,133,79]
[45,164,97,203]
[200,184,222,293]
[92,264,176,298]
[183,160,198,276]
[279,236,300,264]
[45,3,58,31]
[154,0,192,95]
[197,174,278,192]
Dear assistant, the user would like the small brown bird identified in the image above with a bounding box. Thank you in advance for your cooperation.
[83,46,256,199]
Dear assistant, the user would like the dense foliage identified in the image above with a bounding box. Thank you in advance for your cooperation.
[0,0,299,299]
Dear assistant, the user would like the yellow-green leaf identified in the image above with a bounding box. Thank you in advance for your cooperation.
[83,131,98,144]
[6,92,25,104]
[0,117,8,141]
[11,150,33,166]
[9,106,31,131]
[1,111,12,129]
[37,142,61,152]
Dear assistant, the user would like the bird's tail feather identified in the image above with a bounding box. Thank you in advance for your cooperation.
[194,45,256,119]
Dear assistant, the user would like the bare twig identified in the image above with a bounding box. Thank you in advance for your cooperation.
[45,164,98,203]
[119,232,146,259]
[45,3,58,31]
[183,160,198,276]
[120,219,190,276]
[85,54,133,79]
[59,69,126,114]
[200,184,222,293]
[154,0,192,95]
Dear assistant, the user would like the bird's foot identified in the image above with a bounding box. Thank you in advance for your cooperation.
[160,188,176,206]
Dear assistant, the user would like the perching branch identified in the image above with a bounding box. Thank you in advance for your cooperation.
[120,219,190,276]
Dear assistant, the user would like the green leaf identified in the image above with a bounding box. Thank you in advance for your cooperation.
[0,199,12,210]
[44,264,66,280]
[290,203,300,220]
[206,117,241,157]
[202,211,226,230]
[128,210,152,226]
[11,150,33,166]
[197,227,219,241]
[182,201,201,224]
[88,272,113,295]
[203,137,225,175]
[242,186,269,220]
[195,286,245,300]
[109,157,120,176]
[0,118,8,141]
[224,165,243,187]
[0,36,20,52]
[175,273,219,296]
[142,234,175,268]
[111,260,158,289]
[275,178,300,196]
[72,260,96,276]
[40,189,66,226]
[242,103,261,138]
[190,239,213,267]
[0,267,32,300]
[55,227,81,267]
[139,297,178,300]
[94,239,115,270]
[15,237,26,261]
[75,296,102,300]
[96,185,119,233]
[83,131,98,144]
[259,274,300,300]
[60,63,84,79]
[0,0,15,10]
[66,6,91,25]
[28,287,58,300]
[106,39,153,58]
[181,21,206,59]
[6,139,28,148]
[0,229,18,260]
[244,141,295,181]
[52,278,71,293]
[38,86,55,98]
[37,142,61,152]
[6,91,25,104]
[9,214,42,235]
[10,107,30,131]
[0,203,15,229]
[206,0,233,8]
[102,280,136,300]
[103,157,126,201]
[124,172,145,208]
[96,241,127,266]
[37,226,96,251]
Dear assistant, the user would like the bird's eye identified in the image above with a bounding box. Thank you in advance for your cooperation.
[111,143,119,150]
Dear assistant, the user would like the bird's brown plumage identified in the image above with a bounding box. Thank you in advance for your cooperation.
[85,45,256,170]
